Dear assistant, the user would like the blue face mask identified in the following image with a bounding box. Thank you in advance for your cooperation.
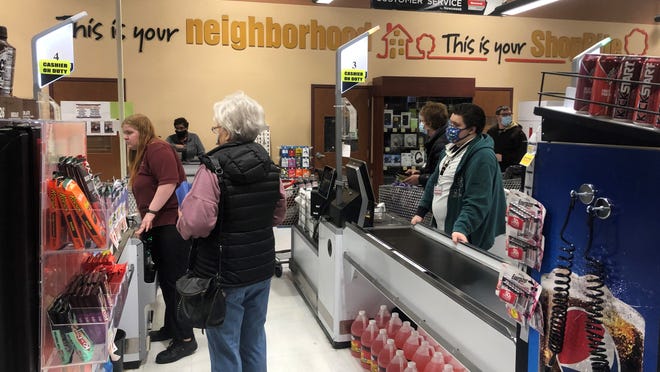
[418,121,427,135]
[445,125,465,143]
[501,115,513,127]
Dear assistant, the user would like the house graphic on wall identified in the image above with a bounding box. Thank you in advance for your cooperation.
[377,23,454,60]
[377,23,424,60]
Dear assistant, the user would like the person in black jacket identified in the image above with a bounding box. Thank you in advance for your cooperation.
[487,105,528,172]
[402,102,449,187]
[176,91,286,372]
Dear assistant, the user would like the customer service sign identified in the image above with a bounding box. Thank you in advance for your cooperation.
[371,0,487,14]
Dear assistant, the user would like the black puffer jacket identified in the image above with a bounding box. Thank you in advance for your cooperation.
[192,142,281,287]
[418,127,449,187]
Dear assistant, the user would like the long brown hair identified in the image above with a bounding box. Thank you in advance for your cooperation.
[123,114,158,184]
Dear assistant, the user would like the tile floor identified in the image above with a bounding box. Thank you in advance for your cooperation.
[135,270,362,372]
[135,227,363,372]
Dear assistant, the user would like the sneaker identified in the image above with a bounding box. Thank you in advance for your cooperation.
[155,338,197,364]
[149,327,173,342]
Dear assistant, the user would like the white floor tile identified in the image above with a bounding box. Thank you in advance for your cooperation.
[132,268,361,371]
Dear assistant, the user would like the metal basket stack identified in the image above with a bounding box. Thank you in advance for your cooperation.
[378,184,433,227]
[281,186,299,226]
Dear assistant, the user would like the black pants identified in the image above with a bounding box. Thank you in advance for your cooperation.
[148,224,194,341]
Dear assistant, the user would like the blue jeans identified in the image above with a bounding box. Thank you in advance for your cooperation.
[206,278,271,372]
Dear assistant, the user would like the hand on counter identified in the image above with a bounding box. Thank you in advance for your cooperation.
[411,215,423,225]
[402,174,420,185]
[136,212,155,237]
[452,232,468,245]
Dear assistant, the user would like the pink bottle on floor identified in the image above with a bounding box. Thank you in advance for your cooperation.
[412,341,434,372]
[351,310,369,358]
[394,321,413,349]
[386,312,403,339]
[402,330,422,360]
[386,350,407,372]
[442,365,454,372]
[377,339,396,372]
[375,305,392,329]
[423,351,446,372]
[361,319,379,370]
[370,329,388,372]
[403,361,419,372]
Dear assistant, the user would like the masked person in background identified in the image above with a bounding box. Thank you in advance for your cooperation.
[411,103,506,249]
[487,105,527,172]
[402,102,449,187]
[177,92,287,372]
[121,114,196,364]
[166,117,206,162]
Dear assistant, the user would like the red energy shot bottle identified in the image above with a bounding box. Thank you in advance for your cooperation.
[412,341,435,372]
[378,339,396,372]
[386,350,407,372]
[394,321,413,349]
[386,312,403,339]
[403,330,422,360]
[375,305,392,329]
[351,310,369,358]
[423,351,446,372]
[361,319,379,370]
[370,329,388,372]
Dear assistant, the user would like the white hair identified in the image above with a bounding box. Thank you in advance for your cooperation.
[213,91,266,142]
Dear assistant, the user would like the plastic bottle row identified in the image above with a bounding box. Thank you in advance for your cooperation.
[351,307,467,372]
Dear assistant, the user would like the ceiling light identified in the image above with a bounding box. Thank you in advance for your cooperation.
[489,0,561,16]
[313,0,334,4]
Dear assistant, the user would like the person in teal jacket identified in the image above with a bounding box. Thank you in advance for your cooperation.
[411,103,506,250]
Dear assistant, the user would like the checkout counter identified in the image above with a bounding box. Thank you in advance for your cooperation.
[290,160,520,371]
[181,161,200,184]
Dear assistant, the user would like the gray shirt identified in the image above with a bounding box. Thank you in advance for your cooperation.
[166,132,205,162]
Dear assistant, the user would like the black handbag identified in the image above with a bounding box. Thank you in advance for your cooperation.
[176,155,227,329]
[176,266,225,328]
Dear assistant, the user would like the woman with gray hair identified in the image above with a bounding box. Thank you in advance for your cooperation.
[177,91,287,372]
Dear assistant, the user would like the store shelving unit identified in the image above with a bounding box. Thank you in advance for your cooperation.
[371,76,476,189]
[33,121,130,371]
[528,67,660,371]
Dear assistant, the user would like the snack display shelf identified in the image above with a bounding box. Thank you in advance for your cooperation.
[41,264,133,370]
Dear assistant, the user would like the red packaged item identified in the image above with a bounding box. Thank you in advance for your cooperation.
[62,178,107,248]
[611,56,646,121]
[632,57,660,127]
[573,54,599,113]
[56,179,86,249]
[588,55,623,117]
[46,178,63,250]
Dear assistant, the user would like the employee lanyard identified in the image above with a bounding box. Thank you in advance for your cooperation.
[439,141,470,176]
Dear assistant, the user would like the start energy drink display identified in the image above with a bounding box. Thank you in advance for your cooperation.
[573,54,599,113]
[588,54,623,117]
[631,57,660,127]
[611,56,646,121]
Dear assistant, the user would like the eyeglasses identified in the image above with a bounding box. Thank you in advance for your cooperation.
[211,126,221,134]
[499,112,513,117]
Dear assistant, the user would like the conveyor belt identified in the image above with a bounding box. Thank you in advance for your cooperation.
[368,227,512,325]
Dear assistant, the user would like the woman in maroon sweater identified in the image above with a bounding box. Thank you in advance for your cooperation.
[122,114,196,364]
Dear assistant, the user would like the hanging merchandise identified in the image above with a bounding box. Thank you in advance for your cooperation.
[0,25,16,97]
[504,190,546,270]
[279,145,312,180]
[495,263,543,332]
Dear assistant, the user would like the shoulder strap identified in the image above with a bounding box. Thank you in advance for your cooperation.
[190,155,224,276]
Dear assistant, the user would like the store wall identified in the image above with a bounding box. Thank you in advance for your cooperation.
[4,0,658,154]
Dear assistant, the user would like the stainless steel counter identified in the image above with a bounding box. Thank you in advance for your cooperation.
[343,223,517,372]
